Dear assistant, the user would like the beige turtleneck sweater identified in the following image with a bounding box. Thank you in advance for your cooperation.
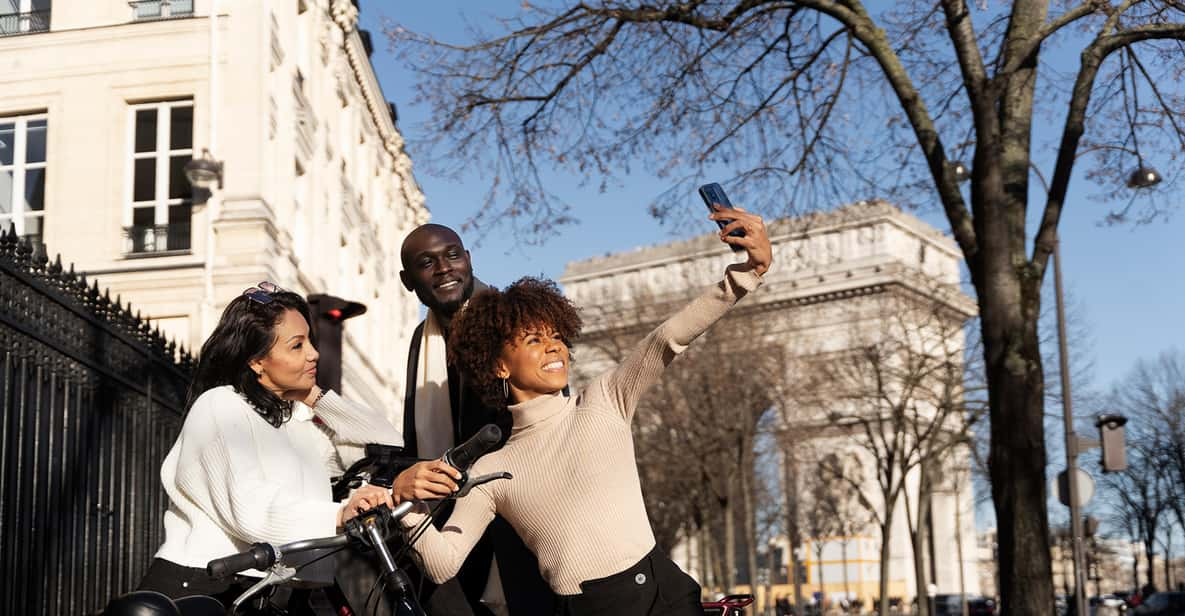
[405,263,762,595]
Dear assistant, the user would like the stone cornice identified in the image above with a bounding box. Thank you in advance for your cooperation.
[561,199,958,281]
[332,2,428,223]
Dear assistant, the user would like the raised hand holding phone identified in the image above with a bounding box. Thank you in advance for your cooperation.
[698,182,773,275]
[698,182,745,252]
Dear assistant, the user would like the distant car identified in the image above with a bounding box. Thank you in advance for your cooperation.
[1132,592,1185,616]
[933,594,997,616]
[1091,595,1129,616]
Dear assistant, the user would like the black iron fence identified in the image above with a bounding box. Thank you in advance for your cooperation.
[0,228,194,614]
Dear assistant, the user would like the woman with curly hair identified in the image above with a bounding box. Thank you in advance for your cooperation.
[403,205,773,616]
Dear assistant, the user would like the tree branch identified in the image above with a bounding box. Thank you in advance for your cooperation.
[1031,19,1185,273]
[940,0,990,103]
[820,0,978,260]
[997,1,1109,77]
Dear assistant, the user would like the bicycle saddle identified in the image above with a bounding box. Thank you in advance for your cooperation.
[102,591,181,616]
[104,591,223,616]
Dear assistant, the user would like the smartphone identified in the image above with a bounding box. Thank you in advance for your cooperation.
[697,182,745,252]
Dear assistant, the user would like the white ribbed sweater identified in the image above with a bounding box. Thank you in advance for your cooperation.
[155,386,402,571]
[406,264,762,594]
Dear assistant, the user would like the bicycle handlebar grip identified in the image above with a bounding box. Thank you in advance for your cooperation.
[207,543,276,579]
[443,424,502,472]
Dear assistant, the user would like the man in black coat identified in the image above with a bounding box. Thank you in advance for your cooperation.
[395,223,554,616]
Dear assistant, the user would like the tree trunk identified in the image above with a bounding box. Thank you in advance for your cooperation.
[786,450,804,614]
[909,465,932,616]
[977,260,1054,616]
[725,487,737,591]
[878,508,895,616]
[742,444,760,598]
[699,523,713,594]
[1132,545,1140,591]
[1164,540,1172,591]
[1145,541,1156,590]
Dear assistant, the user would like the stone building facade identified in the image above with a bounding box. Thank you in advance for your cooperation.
[0,0,427,414]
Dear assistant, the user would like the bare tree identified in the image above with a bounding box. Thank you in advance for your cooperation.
[388,5,1185,613]
[1096,349,1185,594]
[1112,350,1185,533]
[1102,440,1174,592]
[794,288,978,616]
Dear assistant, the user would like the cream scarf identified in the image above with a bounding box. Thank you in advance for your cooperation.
[411,278,490,459]
[412,308,454,460]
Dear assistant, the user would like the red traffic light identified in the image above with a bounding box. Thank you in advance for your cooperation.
[307,294,367,322]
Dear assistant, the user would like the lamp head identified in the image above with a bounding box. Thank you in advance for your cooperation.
[1126,166,1162,189]
[184,148,224,190]
[949,160,971,183]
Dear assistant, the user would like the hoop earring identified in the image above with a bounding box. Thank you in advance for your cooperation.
[502,378,510,400]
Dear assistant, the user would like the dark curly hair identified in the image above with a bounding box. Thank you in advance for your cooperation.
[185,290,313,427]
[448,277,582,409]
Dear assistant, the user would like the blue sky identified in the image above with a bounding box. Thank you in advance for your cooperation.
[358,1,1185,395]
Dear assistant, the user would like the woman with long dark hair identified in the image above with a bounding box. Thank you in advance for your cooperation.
[135,283,461,605]
[403,206,773,616]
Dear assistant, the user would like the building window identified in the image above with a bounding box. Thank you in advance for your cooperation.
[129,0,193,21]
[0,114,48,243]
[125,100,193,255]
[0,0,51,36]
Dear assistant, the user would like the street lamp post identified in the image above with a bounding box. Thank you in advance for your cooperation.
[185,147,223,333]
[1053,236,1089,616]
[185,0,223,335]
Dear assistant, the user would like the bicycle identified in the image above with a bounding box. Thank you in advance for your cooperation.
[104,425,508,616]
[703,594,756,616]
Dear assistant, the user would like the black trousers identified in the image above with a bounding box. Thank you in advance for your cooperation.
[137,557,254,603]
[554,547,704,616]
[136,557,324,615]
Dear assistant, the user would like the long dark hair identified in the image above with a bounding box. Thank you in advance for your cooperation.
[184,290,313,427]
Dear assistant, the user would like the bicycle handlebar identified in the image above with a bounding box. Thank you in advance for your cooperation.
[207,543,277,580]
[206,501,415,579]
[443,424,502,472]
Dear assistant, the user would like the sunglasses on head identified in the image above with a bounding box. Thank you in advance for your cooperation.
[242,281,286,304]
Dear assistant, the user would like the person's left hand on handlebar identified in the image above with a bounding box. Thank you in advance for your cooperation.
[392,459,462,503]
[708,204,773,276]
[337,483,394,527]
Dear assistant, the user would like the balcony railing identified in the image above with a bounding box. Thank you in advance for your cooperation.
[129,0,194,21]
[124,222,191,255]
[0,10,50,36]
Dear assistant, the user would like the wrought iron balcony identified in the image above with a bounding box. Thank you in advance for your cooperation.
[123,222,191,255]
[0,10,50,36]
[129,0,194,21]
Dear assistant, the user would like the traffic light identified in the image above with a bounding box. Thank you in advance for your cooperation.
[306,294,367,393]
[1095,414,1127,473]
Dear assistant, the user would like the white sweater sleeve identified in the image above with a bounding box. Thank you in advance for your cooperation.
[312,391,403,475]
[172,394,343,545]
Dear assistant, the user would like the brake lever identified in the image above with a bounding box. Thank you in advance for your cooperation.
[455,472,512,498]
[230,564,296,614]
